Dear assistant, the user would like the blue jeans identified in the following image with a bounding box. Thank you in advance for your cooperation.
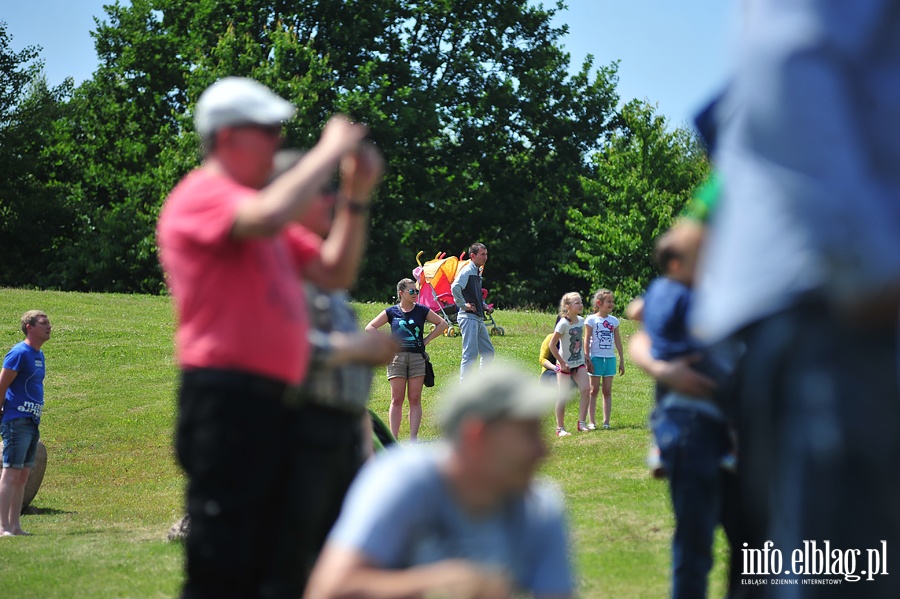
[652,403,732,599]
[0,417,40,469]
[458,312,494,380]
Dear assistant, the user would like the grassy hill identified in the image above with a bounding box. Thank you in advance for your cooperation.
[0,288,729,598]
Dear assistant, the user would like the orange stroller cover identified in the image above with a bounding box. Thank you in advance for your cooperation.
[414,253,470,311]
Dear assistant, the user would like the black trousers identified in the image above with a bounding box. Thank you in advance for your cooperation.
[731,304,900,598]
[176,369,363,599]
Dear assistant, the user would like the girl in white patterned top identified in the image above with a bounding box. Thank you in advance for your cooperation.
[584,289,625,430]
[549,292,592,437]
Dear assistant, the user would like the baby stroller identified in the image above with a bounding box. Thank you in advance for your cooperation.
[413,251,505,337]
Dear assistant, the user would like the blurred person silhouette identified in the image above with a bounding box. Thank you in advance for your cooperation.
[632,228,740,599]
[304,362,574,599]
[691,2,900,596]
[272,147,398,563]
[157,77,378,598]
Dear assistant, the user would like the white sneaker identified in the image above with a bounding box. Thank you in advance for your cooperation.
[556,427,571,437]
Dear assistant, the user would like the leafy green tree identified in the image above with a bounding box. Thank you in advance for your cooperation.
[49,0,620,305]
[5,3,706,309]
[0,22,79,287]
[321,2,621,306]
[37,0,351,292]
[0,22,38,119]
[564,99,710,304]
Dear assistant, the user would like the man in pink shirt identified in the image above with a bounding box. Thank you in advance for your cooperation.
[157,77,381,598]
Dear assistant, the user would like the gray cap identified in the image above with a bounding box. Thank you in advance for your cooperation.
[438,362,563,436]
[194,77,296,138]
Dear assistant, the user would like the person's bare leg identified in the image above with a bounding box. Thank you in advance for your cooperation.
[0,467,29,536]
[0,468,14,535]
[589,375,601,426]
[406,377,425,442]
[555,373,568,430]
[9,468,29,534]
[388,377,408,440]
[602,376,614,427]
[574,369,591,424]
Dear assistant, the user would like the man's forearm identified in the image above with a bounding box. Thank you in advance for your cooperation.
[315,200,369,289]
[308,560,511,599]
[627,330,657,375]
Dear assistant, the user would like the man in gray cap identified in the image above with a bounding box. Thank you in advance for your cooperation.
[304,362,575,599]
[157,77,382,598]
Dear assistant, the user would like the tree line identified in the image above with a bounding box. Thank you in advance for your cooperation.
[0,1,708,309]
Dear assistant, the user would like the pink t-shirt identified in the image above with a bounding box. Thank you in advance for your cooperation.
[157,169,320,385]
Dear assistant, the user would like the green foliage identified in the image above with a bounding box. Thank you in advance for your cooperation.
[357,3,620,308]
[0,22,39,119]
[0,24,81,288]
[0,287,731,597]
[1,4,707,308]
[564,99,709,303]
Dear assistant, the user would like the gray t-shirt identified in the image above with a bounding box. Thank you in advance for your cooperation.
[328,445,574,597]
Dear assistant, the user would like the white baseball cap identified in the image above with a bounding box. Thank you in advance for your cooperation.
[194,77,296,138]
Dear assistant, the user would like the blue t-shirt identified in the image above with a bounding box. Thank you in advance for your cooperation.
[643,277,732,391]
[329,445,574,597]
[2,341,45,423]
[385,304,429,352]
[642,277,695,362]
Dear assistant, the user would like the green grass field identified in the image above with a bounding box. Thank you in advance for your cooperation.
[0,288,729,597]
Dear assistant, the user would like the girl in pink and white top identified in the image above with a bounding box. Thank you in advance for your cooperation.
[584,289,625,430]
[549,292,592,437]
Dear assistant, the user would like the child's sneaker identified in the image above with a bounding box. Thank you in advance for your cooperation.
[556,427,571,437]
[576,421,589,432]
[602,423,611,430]
[586,422,597,431]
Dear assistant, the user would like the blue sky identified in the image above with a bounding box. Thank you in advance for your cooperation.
[3,0,738,128]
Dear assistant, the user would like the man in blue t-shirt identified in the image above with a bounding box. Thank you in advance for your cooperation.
[0,310,52,537]
[305,363,574,599]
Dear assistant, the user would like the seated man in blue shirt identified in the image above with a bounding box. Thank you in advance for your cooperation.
[304,362,574,599]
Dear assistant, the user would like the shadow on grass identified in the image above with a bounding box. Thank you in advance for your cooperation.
[22,505,76,516]
[603,423,650,431]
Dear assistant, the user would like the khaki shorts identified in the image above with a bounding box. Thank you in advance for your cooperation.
[387,351,427,380]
